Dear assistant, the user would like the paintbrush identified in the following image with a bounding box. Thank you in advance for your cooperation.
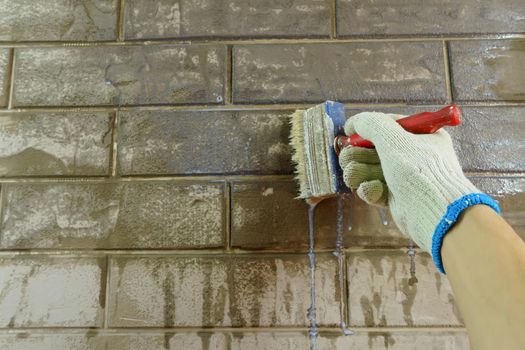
[289,101,462,203]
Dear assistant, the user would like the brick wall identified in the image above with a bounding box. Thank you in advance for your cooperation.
[0,1,524,349]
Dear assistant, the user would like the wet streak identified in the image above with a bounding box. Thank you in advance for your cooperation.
[307,203,318,350]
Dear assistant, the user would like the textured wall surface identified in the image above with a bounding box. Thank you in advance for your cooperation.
[0,1,524,349]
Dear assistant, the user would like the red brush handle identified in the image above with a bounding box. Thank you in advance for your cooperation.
[335,104,461,151]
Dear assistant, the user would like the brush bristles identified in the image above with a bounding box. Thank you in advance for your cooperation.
[289,110,311,198]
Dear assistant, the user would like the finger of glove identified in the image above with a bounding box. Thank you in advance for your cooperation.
[339,146,380,170]
[343,161,385,190]
[356,180,389,207]
[345,112,413,150]
[344,113,405,136]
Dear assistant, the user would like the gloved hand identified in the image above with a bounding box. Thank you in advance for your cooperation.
[338,112,500,273]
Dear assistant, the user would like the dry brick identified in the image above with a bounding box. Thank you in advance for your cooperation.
[108,254,339,327]
[0,112,112,176]
[449,40,525,101]
[0,49,9,107]
[0,182,225,249]
[337,0,525,36]
[124,0,331,39]
[0,256,105,328]
[12,45,226,107]
[347,251,462,327]
[233,42,447,104]
[0,0,118,41]
[118,110,292,175]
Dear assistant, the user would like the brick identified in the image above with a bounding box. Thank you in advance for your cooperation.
[118,110,292,175]
[347,251,462,326]
[449,40,525,101]
[233,42,447,104]
[0,0,118,41]
[0,333,100,350]
[0,256,105,327]
[0,112,112,176]
[108,254,339,327]
[0,182,224,249]
[124,0,331,40]
[337,0,525,37]
[231,181,405,250]
[471,177,525,241]
[103,333,228,350]
[12,45,226,107]
[0,49,9,107]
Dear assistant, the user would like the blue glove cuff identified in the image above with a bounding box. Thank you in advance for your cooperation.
[431,193,501,274]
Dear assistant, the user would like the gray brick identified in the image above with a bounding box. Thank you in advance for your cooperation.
[0,182,225,249]
[102,333,228,350]
[0,49,9,107]
[13,45,226,107]
[0,256,105,327]
[124,0,331,40]
[0,0,118,41]
[0,112,112,176]
[231,181,405,250]
[0,333,99,350]
[233,42,447,104]
[118,110,292,175]
[449,40,525,101]
[337,0,525,37]
[108,255,339,327]
[347,251,462,326]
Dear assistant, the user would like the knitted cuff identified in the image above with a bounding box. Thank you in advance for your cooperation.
[431,193,501,274]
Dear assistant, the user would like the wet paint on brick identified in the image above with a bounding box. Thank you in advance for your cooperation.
[0,0,118,41]
[233,42,447,104]
[337,0,525,37]
[0,182,224,249]
[12,45,226,107]
[0,49,9,107]
[108,255,339,327]
[0,112,112,176]
[0,256,104,327]
[118,110,292,175]
[347,251,462,326]
[124,0,331,40]
[449,40,525,101]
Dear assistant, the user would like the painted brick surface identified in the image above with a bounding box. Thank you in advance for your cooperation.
[0,0,118,41]
[108,255,339,327]
[102,333,228,350]
[0,49,9,107]
[347,251,462,326]
[118,110,292,175]
[233,42,447,104]
[337,0,525,37]
[124,0,331,39]
[12,45,226,107]
[0,333,99,350]
[0,256,105,327]
[449,40,525,101]
[0,112,112,176]
[0,182,224,249]
[231,181,404,250]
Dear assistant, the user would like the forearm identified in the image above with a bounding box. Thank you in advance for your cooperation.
[442,205,525,350]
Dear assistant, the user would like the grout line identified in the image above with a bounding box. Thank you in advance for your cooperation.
[103,255,111,328]
[330,0,337,39]
[110,111,120,177]
[6,48,15,109]
[0,33,524,48]
[225,182,232,251]
[226,45,233,104]
[442,40,453,103]
[116,0,125,41]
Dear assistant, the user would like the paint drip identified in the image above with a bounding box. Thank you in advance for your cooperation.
[408,239,418,285]
[307,203,319,350]
[333,194,354,336]
[378,207,389,226]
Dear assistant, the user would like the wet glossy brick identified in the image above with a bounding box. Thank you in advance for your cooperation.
[233,42,447,104]
[0,182,225,249]
[12,45,226,107]
[124,0,331,39]
[0,256,105,327]
[347,251,462,326]
[449,40,525,101]
[108,254,339,327]
[0,0,118,41]
[337,0,525,37]
[0,49,9,107]
[0,112,112,176]
[118,110,292,175]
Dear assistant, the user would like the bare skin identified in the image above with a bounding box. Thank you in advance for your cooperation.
[442,205,525,350]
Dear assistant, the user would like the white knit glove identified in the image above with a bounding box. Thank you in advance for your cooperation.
[339,112,500,273]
